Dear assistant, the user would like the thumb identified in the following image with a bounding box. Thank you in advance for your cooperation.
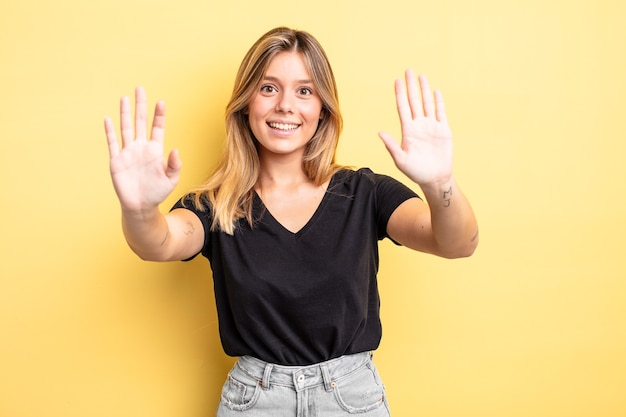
[166,149,182,180]
[378,131,404,163]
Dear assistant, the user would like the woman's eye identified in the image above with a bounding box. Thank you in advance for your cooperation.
[261,85,277,93]
[298,87,313,96]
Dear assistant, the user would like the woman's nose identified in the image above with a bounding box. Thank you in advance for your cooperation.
[276,93,294,113]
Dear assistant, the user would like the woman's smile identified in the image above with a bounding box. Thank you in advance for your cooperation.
[268,121,300,132]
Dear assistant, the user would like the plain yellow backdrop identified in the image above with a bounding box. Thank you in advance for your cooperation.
[1,0,625,416]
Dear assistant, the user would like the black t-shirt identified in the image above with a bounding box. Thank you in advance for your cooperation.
[172,168,419,366]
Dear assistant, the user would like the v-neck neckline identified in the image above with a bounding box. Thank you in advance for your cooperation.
[254,173,338,238]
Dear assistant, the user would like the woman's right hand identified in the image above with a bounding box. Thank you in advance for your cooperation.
[104,87,182,213]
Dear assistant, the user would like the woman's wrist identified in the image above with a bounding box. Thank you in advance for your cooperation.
[419,175,457,208]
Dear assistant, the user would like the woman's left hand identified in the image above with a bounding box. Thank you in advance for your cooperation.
[378,70,454,188]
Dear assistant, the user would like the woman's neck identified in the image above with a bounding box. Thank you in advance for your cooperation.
[256,153,311,191]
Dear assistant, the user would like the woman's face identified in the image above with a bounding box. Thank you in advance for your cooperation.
[247,51,323,160]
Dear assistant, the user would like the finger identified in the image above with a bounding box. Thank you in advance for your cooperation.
[434,89,448,124]
[104,117,120,158]
[165,149,182,180]
[378,131,404,163]
[135,86,147,140]
[120,95,133,148]
[418,74,435,118]
[150,100,166,143]
[394,78,412,126]
[405,69,422,119]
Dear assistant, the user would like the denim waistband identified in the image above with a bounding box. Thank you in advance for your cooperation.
[235,352,372,393]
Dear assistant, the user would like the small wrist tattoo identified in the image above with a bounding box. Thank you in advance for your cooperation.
[443,186,452,208]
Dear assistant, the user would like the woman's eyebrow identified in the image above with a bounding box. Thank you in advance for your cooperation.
[263,75,313,84]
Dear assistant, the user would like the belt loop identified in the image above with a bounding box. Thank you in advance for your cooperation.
[320,363,333,392]
[261,363,273,391]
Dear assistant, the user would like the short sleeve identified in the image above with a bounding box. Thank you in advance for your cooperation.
[372,172,421,240]
[170,194,213,260]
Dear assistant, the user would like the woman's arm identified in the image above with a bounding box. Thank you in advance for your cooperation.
[379,71,478,258]
[386,181,478,258]
[104,87,203,261]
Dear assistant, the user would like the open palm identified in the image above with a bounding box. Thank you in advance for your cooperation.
[379,71,453,187]
[104,87,181,212]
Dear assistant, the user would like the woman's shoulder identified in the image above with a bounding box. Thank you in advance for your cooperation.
[333,167,393,186]
[333,166,374,179]
[171,192,213,219]
[328,167,385,196]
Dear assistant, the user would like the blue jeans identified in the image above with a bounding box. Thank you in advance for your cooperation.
[216,352,391,417]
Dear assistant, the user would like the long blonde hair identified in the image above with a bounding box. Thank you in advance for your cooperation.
[187,27,344,234]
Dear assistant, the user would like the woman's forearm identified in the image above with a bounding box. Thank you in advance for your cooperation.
[420,176,479,258]
[121,207,172,261]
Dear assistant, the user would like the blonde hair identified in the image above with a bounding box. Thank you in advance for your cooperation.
[187,27,345,234]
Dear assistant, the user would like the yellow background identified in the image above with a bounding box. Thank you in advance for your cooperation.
[1,0,625,416]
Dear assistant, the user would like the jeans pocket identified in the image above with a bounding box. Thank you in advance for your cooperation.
[219,368,262,411]
[333,363,387,414]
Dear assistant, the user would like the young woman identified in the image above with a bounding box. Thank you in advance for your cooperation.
[104,26,478,417]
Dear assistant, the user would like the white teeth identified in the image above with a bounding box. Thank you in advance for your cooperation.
[269,122,299,131]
